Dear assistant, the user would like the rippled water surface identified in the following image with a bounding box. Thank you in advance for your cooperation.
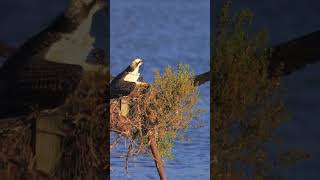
[111,0,210,179]
[0,0,209,179]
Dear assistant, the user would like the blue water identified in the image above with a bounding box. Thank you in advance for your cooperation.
[2,0,319,179]
[0,1,209,179]
[110,0,210,179]
[227,1,320,179]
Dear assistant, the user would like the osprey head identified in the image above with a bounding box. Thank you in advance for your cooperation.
[66,0,106,21]
[121,58,144,83]
[130,58,143,71]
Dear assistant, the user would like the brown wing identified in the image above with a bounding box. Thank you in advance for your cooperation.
[0,58,83,118]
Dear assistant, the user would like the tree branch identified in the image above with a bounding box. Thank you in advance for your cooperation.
[150,133,167,180]
[190,30,320,82]
[269,30,320,75]
[0,42,211,86]
[195,71,210,86]
[2,29,320,85]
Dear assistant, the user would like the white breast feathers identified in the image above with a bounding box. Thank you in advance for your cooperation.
[123,72,140,83]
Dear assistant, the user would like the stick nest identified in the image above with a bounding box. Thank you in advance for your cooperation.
[0,68,109,179]
[110,64,203,169]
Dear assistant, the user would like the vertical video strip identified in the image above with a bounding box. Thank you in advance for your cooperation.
[106,0,110,178]
[212,0,320,179]
[210,0,215,179]
[0,0,110,179]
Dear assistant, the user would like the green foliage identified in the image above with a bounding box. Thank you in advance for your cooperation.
[150,64,202,159]
[158,131,175,160]
[128,64,202,160]
[211,2,308,179]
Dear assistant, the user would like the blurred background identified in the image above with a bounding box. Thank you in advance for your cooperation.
[0,0,108,64]
[214,1,320,179]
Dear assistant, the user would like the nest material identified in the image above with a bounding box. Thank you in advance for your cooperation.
[0,117,55,179]
[110,98,135,138]
[0,69,109,180]
[0,64,201,178]
[54,70,109,180]
[110,65,202,166]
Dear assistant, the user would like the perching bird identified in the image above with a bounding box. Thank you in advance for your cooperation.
[110,58,149,99]
[0,0,107,118]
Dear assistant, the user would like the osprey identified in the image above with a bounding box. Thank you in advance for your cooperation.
[0,0,106,118]
[110,58,148,99]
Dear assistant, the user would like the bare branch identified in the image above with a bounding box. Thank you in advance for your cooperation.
[2,28,320,86]
[150,133,167,180]
[269,30,320,75]
[195,71,210,86]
